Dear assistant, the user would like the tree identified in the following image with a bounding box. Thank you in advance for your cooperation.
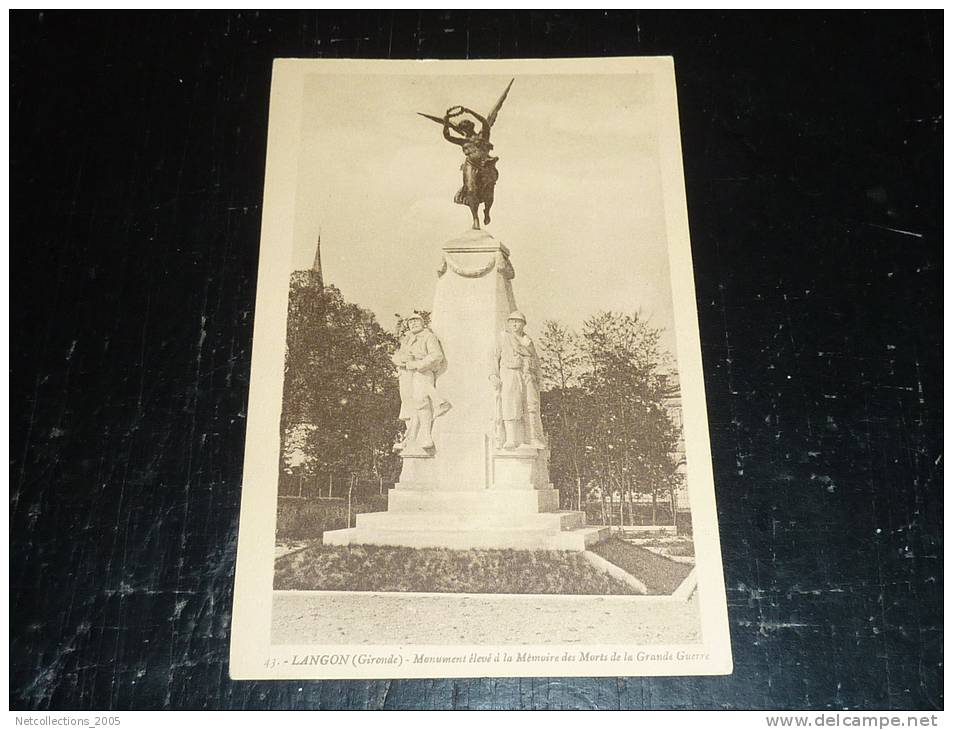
[537,312,684,525]
[538,320,586,391]
[538,320,590,509]
[280,274,401,491]
[581,312,682,526]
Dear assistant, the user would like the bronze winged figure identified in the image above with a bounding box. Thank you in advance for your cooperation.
[418,79,514,230]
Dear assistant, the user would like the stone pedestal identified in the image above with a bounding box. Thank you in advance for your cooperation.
[323,230,607,551]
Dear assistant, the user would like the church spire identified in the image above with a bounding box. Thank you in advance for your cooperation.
[312,231,324,288]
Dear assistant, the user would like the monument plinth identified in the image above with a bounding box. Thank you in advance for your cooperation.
[323,230,607,551]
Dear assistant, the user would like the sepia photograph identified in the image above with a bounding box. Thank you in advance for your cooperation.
[230,57,731,680]
[12,10,940,712]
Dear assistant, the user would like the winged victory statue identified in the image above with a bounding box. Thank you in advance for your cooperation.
[418,79,514,230]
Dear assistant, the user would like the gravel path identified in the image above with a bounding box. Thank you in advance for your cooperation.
[272,590,701,646]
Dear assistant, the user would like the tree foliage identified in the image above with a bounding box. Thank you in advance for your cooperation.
[537,320,585,390]
[537,312,683,523]
[280,272,401,484]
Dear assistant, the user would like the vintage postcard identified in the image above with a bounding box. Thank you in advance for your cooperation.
[230,57,731,679]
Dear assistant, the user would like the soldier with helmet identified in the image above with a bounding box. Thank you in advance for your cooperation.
[490,310,548,450]
[393,313,451,454]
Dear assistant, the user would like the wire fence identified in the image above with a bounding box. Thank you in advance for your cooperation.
[277,474,691,533]
[278,473,393,501]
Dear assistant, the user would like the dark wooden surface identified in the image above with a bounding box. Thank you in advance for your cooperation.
[10,11,942,710]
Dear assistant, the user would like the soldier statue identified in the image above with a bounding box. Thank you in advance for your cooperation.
[490,310,547,450]
[393,314,451,454]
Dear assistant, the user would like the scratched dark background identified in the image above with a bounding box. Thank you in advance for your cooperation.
[10,11,942,710]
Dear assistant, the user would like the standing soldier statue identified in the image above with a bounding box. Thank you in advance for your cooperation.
[419,79,514,230]
[490,310,548,450]
[393,314,452,454]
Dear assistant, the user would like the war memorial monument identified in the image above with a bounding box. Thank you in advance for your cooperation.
[324,80,608,551]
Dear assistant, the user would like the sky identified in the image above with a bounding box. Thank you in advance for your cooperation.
[290,71,679,360]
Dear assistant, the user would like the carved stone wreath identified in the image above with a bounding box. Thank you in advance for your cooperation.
[437,251,515,280]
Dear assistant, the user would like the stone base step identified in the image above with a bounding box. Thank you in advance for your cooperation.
[322,524,609,552]
[356,509,584,532]
[387,488,559,514]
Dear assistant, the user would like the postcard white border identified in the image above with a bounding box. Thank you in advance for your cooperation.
[230,57,731,680]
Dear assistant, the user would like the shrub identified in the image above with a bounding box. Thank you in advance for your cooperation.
[273,544,639,595]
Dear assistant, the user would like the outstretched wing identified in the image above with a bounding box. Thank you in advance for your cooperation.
[417,111,466,135]
[417,112,446,126]
[485,78,514,128]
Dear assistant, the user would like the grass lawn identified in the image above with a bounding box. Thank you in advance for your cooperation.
[274,544,639,595]
[590,538,693,595]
